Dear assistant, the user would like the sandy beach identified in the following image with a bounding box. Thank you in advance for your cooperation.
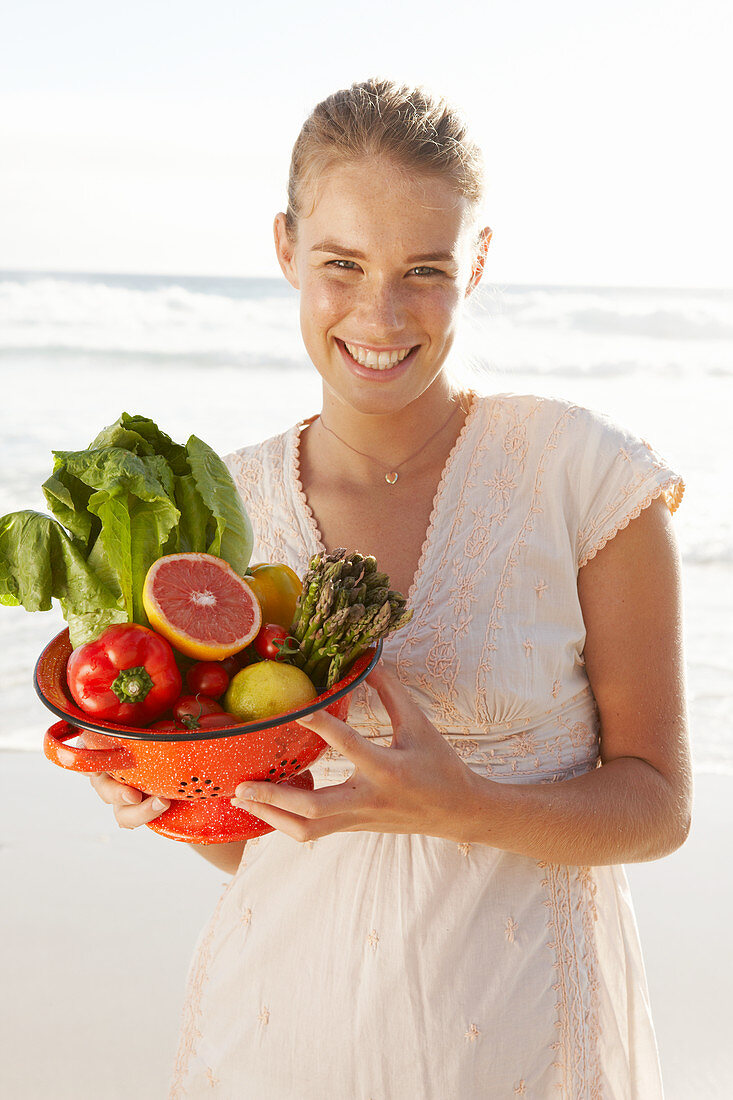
[1,750,730,1098]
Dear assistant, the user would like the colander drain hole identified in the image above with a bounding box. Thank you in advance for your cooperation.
[177,777,221,798]
[267,757,301,781]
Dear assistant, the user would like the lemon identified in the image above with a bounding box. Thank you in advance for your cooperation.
[225,661,318,721]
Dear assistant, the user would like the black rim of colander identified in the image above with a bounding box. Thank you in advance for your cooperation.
[34,640,383,742]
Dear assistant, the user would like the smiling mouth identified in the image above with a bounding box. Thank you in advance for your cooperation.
[340,340,417,370]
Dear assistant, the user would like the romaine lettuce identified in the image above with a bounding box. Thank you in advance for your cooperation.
[0,413,253,647]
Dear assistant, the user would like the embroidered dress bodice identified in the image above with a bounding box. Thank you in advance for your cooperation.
[226,392,682,788]
[170,392,683,1099]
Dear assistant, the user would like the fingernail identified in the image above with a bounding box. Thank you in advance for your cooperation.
[152,797,169,812]
[235,786,255,800]
[122,791,140,805]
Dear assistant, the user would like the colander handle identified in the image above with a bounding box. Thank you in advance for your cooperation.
[44,721,130,773]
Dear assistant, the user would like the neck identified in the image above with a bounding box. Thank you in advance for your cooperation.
[315,378,472,482]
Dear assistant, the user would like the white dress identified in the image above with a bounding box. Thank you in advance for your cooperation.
[170,392,684,1099]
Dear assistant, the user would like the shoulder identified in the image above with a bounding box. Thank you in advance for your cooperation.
[222,423,299,502]
[474,389,675,467]
[476,389,617,438]
[470,389,597,444]
[470,389,683,568]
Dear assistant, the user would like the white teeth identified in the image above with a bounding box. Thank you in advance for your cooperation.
[343,342,413,369]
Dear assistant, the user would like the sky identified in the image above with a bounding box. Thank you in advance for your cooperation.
[1,0,730,288]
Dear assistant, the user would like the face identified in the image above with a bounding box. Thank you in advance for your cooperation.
[274,158,491,416]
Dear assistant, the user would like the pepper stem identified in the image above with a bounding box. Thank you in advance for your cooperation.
[111,666,154,705]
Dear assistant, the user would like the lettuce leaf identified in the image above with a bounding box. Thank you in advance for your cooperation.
[1,413,254,646]
[185,435,253,577]
[0,511,121,614]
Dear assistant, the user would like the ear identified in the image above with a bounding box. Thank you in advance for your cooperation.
[465,226,492,298]
[273,213,301,290]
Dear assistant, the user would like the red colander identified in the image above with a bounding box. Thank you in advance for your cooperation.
[36,629,380,844]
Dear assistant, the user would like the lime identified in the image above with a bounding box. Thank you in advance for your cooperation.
[225,661,317,721]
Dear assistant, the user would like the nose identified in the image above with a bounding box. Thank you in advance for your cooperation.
[357,276,406,339]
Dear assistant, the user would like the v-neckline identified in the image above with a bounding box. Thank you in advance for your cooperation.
[289,392,480,606]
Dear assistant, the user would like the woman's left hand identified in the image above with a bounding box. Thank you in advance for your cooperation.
[231,663,483,843]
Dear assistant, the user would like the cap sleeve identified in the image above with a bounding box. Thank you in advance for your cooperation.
[573,406,684,570]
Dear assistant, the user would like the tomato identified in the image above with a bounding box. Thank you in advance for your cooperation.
[172,694,224,726]
[148,712,242,732]
[254,623,300,662]
[218,654,242,676]
[66,623,182,726]
[186,661,230,699]
[217,649,256,677]
[245,563,303,631]
[148,718,182,731]
[188,712,243,731]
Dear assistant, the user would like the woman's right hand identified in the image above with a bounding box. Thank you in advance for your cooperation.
[85,770,170,830]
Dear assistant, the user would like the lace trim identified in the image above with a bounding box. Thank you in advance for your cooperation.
[406,390,480,606]
[577,475,685,570]
[288,393,481,605]
[291,414,325,556]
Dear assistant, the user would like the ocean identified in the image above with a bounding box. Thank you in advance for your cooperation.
[1,271,731,771]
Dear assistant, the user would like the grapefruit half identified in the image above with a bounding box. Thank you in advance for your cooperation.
[143,553,262,661]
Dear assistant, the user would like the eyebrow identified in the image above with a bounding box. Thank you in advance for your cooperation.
[310,240,456,263]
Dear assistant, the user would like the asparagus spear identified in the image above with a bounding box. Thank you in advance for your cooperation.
[286,550,413,691]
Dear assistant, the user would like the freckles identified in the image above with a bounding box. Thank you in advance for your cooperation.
[408,281,457,308]
[321,286,351,311]
[409,289,459,327]
[308,280,354,316]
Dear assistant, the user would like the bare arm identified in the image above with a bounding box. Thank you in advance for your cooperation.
[464,496,693,864]
[188,840,246,875]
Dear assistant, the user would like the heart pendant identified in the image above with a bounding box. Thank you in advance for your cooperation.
[385,472,399,485]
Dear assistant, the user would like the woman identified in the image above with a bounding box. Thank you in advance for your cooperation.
[92,79,691,1097]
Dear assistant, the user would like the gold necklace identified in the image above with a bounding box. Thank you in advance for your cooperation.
[318,402,465,485]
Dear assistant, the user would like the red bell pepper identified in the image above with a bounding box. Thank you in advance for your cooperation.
[66,623,182,726]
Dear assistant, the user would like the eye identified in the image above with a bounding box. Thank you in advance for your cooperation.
[327,259,359,271]
[409,266,442,278]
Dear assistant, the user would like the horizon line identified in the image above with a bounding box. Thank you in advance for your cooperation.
[1,267,731,295]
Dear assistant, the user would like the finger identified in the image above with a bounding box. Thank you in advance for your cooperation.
[297,708,379,768]
[114,794,170,830]
[230,797,360,843]
[78,733,146,806]
[232,776,354,820]
[365,663,419,733]
[231,797,316,839]
[86,771,144,807]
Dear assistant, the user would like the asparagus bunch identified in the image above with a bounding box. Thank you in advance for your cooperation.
[286,549,413,691]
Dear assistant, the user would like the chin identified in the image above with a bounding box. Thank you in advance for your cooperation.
[327,378,438,418]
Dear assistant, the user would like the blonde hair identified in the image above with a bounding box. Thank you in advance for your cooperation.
[285,78,485,237]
